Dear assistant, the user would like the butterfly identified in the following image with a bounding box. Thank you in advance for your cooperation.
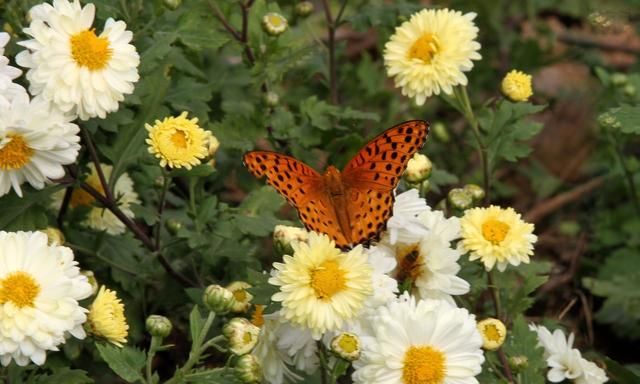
[243,120,429,248]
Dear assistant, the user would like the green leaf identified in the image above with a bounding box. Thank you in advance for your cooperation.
[189,305,205,343]
[246,269,278,305]
[502,316,547,384]
[0,187,55,230]
[604,357,640,384]
[95,343,145,383]
[184,368,242,383]
[607,105,640,134]
[178,13,229,51]
[36,368,92,384]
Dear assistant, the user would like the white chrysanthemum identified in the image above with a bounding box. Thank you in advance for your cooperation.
[269,232,373,339]
[385,189,430,245]
[252,312,318,384]
[364,245,399,308]
[352,295,484,384]
[0,231,92,366]
[51,163,139,235]
[530,325,608,384]
[384,8,482,105]
[461,205,537,271]
[0,92,80,197]
[16,0,139,120]
[0,32,25,104]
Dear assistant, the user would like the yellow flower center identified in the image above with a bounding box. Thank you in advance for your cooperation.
[69,177,105,208]
[267,14,284,27]
[402,345,446,384]
[337,334,359,354]
[481,219,510,245]
[70,29,112,70]
[310,260,346,300]
[408,33,440,63]
[233,289,248,302]
[482,323,501,342]
[242,330,254,344]
[170,130,188,149]
[0,134,33,171]
[251,305,265,327]
[0,271,40,308]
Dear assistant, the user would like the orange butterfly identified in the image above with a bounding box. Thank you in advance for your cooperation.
[243,120,429,248]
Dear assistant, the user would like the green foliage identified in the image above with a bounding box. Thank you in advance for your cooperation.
[95,343,147,383]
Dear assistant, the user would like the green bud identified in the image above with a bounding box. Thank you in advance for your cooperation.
[611,73,628,86]
[403,153,432,183]
[623,84,636,97]
[163,0,182,10]
[447,188,473,210]
[432,122,450,142]
[236,354,261,384]
[146,315,173,338]
[463,184,485,201]
[203,284,236,314]
[509,355,529,372]
[223,317,260,355]
[262,13,288,36]
[263,91,279,108]
[165,218,183,235]
[294,1,314,17]
[597,112,620,130]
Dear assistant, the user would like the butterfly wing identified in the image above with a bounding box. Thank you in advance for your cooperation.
[341,120,429,244]
[243,151,349,246]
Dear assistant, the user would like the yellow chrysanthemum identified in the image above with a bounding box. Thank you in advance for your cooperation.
[460,205,537,271]
[145,112,210,169]
[269,232,372,339]
[87,286,129,347]
[477,318,507,350]
[501,70,533,102]
[384,8,482,105]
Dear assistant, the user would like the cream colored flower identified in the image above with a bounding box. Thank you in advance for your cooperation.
[223,317,260,356]
[477,318,507,350]
[384,8,482,105]
[146,112,210,169]
[226,281,254,313]
[87,286,128,347]
[262,13,288,36]
[0,32,24,104]
[0,231,92,366]
[403,153,432,183]
[461,205,537,271]
[501,70,533,102]
[269,232,372,338]
[16,0,140,119]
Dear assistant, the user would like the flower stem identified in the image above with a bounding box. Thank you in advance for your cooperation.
[154,172,171,250]
[145,336,162,383]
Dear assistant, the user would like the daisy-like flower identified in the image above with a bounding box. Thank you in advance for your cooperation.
[262,12,288,36]
[0,32,25,104]
[225,281,254,313]
[501,69,533,102]
[385,189,430,245]
[352,295,484,384]
[0,92,80,197]
[87,286,128,347]
[269,232,373,339]
[51,163,139,235]
[145,112,211,170]
[16,0,140,120]
[0,231,92,366]
[530,325,608,384]
[384,8,482,105]
[460,205,537,271]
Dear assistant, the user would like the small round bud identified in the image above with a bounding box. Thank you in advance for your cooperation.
[597,112,620,130]
[262,13,288,36]
[611,73,628,86]
[146,315,173,338]
[477,318,507,351]
[203,284,236,314]
[263,91,280,108]
[236,354,262,384]
[330,332,361,361]
[81,270,99,296]
[501,69,533,102]
[447,188,473,210]
[295,1,314,17]
[225,281,253,313]
[223,317,260,355]
[432,122,450,142]
[623,84,636,97]
[207,134,220,157]
[163,0,182,10]
[165,218,183,235]
[463,184,485,201]
[273,225,309,256]
[509,355,529,372]
[41,227,65,246]
[403,153,432,183]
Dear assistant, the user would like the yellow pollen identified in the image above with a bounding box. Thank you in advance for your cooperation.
[70,29,112,70]
[170,130,188,149]
[482,324,501,342]
[481,219,510,245]
[337,334,359,353]
[251,305,265,327]
[0,271,40,308]
[69,178,105,208]
[310,260,346,300]
[0,134,33,171]
[233,289,247,302]
[408,33,440,63]
[402,345,446,384]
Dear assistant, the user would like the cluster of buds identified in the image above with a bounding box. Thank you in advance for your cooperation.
[448,184,485,211]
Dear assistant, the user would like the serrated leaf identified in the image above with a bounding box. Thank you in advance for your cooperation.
[0,187,56,230]
[184,367,242,383]
[95,343,145,383]
[608,105,640,134]
[36,368,92,384]
[247,269,278,305]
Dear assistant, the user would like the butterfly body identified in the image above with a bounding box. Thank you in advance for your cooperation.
[243,120,429,248]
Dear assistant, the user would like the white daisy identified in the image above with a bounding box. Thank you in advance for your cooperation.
[386,189,430,245]
[0,231,92,366]
[0,92,80,197]
[0,32,25,104]
[52,163,139,235]
[16,0,140,120]
[352,294,484,384]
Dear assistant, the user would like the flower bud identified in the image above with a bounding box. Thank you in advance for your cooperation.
[624,84,636,98]
[477,318,507,351]
[223,317,260,355]
[81,270,99,296]
[330,332,361,361]
[463,184,485,201]
[263,91,280,107]
[236,354,261,384]
[203,284,236,314]
[165,218,183,235]
[597,112,621,130]
[295,1,314,17]
[41,227,65,246]
[146,315,173,338]
[509,355,529,372]
[611,73,628,86]
[273,225,309,256]
[447,188,473,210]
[403,153,432,183]
[501,69,533,102]
[207,133,220,157]
[225,281,253,313]
[262,13,288,36]
[588,11,612,29]
[163,0,182,10]
[432,121,450,142]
